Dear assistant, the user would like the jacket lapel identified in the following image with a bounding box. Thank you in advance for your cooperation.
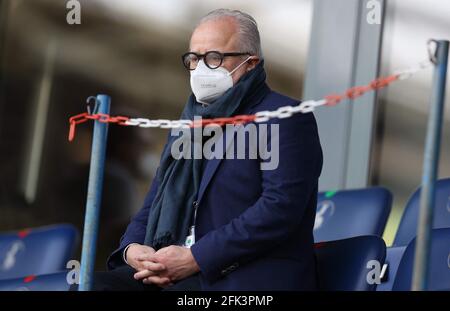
[196,128,236,203]
[196,85,270,203]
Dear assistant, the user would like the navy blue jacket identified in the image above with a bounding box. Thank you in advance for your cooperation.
[107,88,323,290]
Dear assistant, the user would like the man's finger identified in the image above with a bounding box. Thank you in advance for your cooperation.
[136,254,158,262]
[141,261,166,271]
[134,269,155,280]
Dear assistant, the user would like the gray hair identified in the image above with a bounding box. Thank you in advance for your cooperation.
[196,8,263,58]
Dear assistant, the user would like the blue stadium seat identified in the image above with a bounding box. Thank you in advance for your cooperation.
[314,187,392,242]
[379,178,450,291]
[392,228,450,291]
[393,178,450,247]
[314,235,386,291]
[0,272,70,291]
[0,224,78,280]
[376,246,406,291]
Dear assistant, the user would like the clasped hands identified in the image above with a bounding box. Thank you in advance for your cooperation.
[126,244,200,288]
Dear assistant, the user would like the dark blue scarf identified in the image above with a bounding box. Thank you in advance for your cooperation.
[144,61,269,250]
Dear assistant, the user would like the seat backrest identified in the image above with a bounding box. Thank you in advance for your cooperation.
[0,272,70,291]
[315,235,386,291]
[314,187,392,242]
[376,246,407,291]
[394,178,450,247]
[392,228,450,291]
[0,224,78,280]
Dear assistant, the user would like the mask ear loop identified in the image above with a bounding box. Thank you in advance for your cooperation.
[228,56,254,76]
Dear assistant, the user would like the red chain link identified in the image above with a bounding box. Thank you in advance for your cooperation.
[68,113,130,141]
[324,74,399,106]
[191,114,257,128]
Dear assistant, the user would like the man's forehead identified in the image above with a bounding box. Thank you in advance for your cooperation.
[189,18,239,52]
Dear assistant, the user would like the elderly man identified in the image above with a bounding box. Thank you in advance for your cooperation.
[91,8,322,291]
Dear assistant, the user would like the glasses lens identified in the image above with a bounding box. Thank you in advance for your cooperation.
[183,53,199,70]
[205,51,223,69]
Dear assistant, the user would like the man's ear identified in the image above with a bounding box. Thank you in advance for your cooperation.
[246,57,260,71]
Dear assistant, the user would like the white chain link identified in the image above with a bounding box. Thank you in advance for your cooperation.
[125,118,193,129]
[121,61,431,128]
[394,60,432,80]
[253,99,327,123]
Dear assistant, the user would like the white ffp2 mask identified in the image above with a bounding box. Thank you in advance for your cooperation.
[190,57,252,105]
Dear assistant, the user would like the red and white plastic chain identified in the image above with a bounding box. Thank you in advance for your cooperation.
[68,60,432,142]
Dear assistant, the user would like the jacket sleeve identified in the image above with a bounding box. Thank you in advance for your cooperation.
[106,177,159,270]
[190,111,323,282]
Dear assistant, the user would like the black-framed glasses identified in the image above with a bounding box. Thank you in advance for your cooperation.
[181,51,251,71]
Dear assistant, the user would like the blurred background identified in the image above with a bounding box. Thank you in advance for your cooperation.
[0,0,449,269]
